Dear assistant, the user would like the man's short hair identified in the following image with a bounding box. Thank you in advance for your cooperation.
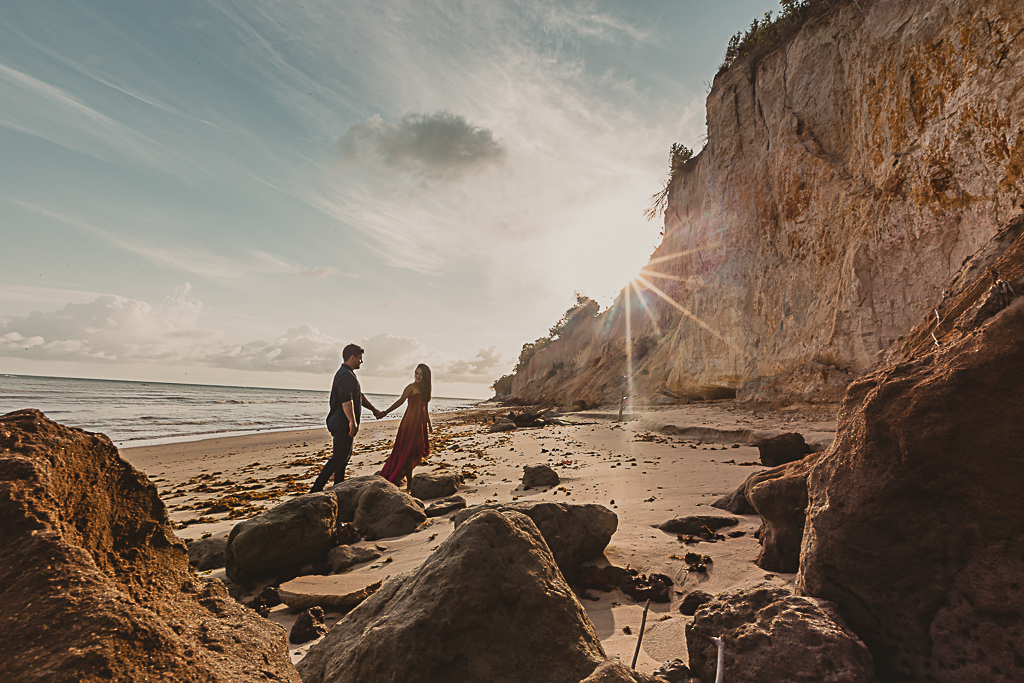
[342,343,364,361]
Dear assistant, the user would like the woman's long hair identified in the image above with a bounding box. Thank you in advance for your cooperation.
[416,363,432,403]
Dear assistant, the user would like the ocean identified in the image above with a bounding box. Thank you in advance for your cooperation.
[0,374,480,447]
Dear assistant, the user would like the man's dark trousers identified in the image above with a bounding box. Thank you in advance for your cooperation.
[310,433,354,492]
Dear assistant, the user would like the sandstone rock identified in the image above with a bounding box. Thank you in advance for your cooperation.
[425,494,466,517]
[279,573,383,612]
[329,475,427,541]
[577,660,668,683]
[290,607,327,645]
[226,492,338,584]
[187,532,228,571]
[451,501,617,583]
[686,584,877,683]
[711,452,823,516]
[296,509,606,683]
[0,409,298,683]
[655,514,737,535]
[754,432,810,467]
[747,453,824,573]
[678,590,713,616]
[737,361,856,404]
[523,464,560,488]
[409,471,462,500]
[798,301,1024,682]
[506,1,1024,410]
[326,545,381,573]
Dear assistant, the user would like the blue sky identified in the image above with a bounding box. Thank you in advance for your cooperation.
[1,0,779,398]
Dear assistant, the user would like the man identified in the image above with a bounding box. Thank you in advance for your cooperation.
[310,343,384,492]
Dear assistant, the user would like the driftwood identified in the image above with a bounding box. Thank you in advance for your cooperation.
[507,403,566,428]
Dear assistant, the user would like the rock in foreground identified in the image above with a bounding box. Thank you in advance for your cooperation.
[451,501,617,583]
[226,492,337,584]
[0,409,298,683]
[296,509,606,683]
[686,584,877,683]
[799,301,1024,681]
[330,475,427,540]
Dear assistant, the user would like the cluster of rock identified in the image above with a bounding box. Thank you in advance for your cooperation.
[451,501,617,584]
[297,508,659,683]
[705,273,1024,681]
[225,475,427,585]
[0,409,299,682]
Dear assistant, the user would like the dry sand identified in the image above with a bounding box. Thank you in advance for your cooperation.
[123,401,836,673]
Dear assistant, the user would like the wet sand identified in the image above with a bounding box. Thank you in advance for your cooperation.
[123,401,836,673]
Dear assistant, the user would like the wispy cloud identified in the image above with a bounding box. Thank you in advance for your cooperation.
[2,197,348,284]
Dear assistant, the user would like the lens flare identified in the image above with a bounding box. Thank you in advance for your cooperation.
[633,274,744,355]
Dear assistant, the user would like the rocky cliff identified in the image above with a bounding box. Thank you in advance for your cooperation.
[508,0,1024,405]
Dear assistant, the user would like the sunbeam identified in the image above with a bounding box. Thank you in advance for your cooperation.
[631,280,662,337]
[633,274,745,355]
[645,244,723,266]
[639,269,689,282]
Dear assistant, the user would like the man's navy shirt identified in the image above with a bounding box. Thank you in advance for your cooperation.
[326,364,361,435]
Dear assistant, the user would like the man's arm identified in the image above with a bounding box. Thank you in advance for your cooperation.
[342,400,357,437]
[361,393,383,419]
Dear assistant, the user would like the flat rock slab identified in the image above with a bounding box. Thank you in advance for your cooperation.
[425,495,467,517]
[279,572,385,611]
[655,515,739,535]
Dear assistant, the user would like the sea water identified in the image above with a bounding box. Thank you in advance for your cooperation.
[0,374,479,447]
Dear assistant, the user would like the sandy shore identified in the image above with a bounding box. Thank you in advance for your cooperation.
[123,401,837,673]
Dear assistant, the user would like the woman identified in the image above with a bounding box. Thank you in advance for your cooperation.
[377,363,432,488]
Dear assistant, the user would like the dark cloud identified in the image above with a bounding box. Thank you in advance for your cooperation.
[336,111,506,181]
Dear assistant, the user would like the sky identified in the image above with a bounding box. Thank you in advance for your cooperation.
[1,0,780,399]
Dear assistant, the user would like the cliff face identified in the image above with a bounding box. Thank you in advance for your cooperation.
[510,0,1024,405]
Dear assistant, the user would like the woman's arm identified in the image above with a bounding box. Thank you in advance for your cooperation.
[425,403,432,433]
[381,384,414,416]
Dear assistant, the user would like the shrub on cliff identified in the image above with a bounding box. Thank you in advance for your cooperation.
[719,0,857,74]
[645,142,694,221]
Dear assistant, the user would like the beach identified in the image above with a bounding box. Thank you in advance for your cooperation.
[122,401,837,673]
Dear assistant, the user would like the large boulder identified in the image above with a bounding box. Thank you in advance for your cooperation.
[798,301,1024,682]
[225,492,337,584]
[295,509,607,683]
[425,494,467,517]
[451,502,617,583]
[329,476,427,540]
[685,584,877,683]
[409,471,462,500]
[0,409,299,683]
[746,453,824,573]
[655,514,738,535]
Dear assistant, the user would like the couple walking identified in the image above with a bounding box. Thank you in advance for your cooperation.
[310,343,432,492]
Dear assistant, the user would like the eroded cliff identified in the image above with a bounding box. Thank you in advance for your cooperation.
[508,0,1024,405]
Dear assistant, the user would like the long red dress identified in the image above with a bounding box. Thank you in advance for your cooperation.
[378,392,429,484]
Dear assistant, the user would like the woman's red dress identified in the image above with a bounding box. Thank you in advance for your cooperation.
[378,393,429,484]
